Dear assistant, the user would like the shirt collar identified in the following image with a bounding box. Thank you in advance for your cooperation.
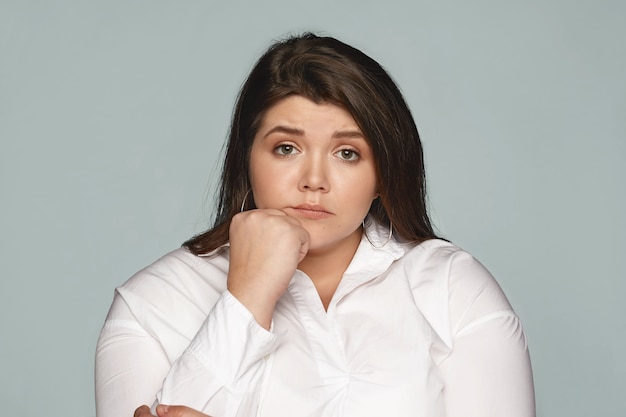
[343,217,408,278]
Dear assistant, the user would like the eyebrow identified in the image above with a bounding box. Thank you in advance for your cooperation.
[332,130,365,140]
[263,125,365,140]
[263,125,304,138]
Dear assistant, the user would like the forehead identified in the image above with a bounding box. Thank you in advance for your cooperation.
[257,95,361,134]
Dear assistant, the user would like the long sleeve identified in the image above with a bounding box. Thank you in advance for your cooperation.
[440,312,535,417]
[95,295,171,417]
[154,291,279,416]
[95,289,279,417]
[438,250,536,417]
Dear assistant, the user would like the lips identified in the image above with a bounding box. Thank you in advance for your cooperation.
[290,203,333,219]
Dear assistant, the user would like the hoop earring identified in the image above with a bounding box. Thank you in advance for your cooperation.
[363,218,393,248]
[240,189,252,212]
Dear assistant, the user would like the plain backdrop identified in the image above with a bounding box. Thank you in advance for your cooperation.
[1,1,624,416]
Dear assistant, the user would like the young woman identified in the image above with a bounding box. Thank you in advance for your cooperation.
[96,33,535,417]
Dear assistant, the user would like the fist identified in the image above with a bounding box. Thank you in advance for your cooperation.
[227,209,309,328]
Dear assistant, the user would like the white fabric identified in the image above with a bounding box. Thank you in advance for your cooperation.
[95,221,535,417]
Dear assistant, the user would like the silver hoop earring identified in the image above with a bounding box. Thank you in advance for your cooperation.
[363,218,393,248]
[240,189,252,212]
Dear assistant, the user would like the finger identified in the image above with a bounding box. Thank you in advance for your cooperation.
[239,207,287,218]
[134,405,153,417]
[264,208,288,216]
[157,404,211,417]
[297,225,310,262]
[271,210,309,255]
[155,404,169,417]
[270,210,309,260]
[299,237,309,262]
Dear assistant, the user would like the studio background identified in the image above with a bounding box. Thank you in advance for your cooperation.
[1,1,624,416]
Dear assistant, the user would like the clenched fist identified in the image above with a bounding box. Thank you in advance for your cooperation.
[227,209,309,328]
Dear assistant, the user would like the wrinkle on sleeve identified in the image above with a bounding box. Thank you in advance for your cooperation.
[155,291,281,417]
[440,248,535,417]
[95,295,171,417]
[96,249,281,417]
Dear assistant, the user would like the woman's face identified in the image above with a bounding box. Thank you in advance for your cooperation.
[249,95,378,254]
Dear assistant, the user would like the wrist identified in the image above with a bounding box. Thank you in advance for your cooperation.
[227,285,276,330]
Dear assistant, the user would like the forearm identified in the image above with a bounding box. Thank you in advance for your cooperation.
[95,318,170,417]
[155,291,279,416]
[97,286,279,417]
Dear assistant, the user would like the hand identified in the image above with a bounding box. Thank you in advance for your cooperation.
[227,208,309,328]
[134,404,211,417]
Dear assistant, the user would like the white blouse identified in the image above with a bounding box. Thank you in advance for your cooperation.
[95,221,535,417]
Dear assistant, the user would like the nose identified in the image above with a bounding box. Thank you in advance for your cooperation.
[298,154,329,192]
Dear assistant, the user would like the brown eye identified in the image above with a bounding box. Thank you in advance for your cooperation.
[275,144,297,156]
[336,149,359,161]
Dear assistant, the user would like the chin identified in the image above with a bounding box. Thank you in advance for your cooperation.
[306,229,362,253]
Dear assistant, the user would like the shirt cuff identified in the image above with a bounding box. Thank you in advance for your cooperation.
[187,290,280,390]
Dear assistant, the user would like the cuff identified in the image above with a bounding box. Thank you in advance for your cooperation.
[187,290,280,391]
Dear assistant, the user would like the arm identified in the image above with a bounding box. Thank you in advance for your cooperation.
[95,291,279,417]
[156,209,307,415]
[439,251,535,417]
[154,291,278,416]
[96,209,307,417]
[95,297,171,417]
[439,312,535,417]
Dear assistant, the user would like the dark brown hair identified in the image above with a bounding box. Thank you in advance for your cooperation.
[184,33,438,255]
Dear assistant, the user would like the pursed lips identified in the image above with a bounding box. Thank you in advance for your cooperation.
[290,204,333,219]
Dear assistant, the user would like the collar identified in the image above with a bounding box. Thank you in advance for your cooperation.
[334,218,409,297]
[348,217,407,270]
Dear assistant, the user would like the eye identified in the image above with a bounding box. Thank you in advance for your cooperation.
[336,148,360,162]
[274,144,298,156]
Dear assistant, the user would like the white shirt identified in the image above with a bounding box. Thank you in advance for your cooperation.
[95,221,535,417]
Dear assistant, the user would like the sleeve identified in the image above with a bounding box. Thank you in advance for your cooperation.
[95,295,171,417]
[95,290,280,417]
[438,251,536,417]
[154,291,280,417]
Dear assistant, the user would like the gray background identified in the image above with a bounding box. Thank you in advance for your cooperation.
[1,1,624,416]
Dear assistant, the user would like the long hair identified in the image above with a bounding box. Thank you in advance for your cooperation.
[184,33,438,255]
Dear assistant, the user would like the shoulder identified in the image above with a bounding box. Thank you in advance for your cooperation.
[399,238,493,283]
[120,247,229,293]
[115,247,230,330]
[102,247,231,361]
[402,239,508,300]
[398,239,514,346]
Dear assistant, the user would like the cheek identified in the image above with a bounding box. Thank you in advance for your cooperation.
[249,163,292,208]
[340,173,378,211]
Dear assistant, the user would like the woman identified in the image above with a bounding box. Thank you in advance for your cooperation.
[96,33,535,417]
